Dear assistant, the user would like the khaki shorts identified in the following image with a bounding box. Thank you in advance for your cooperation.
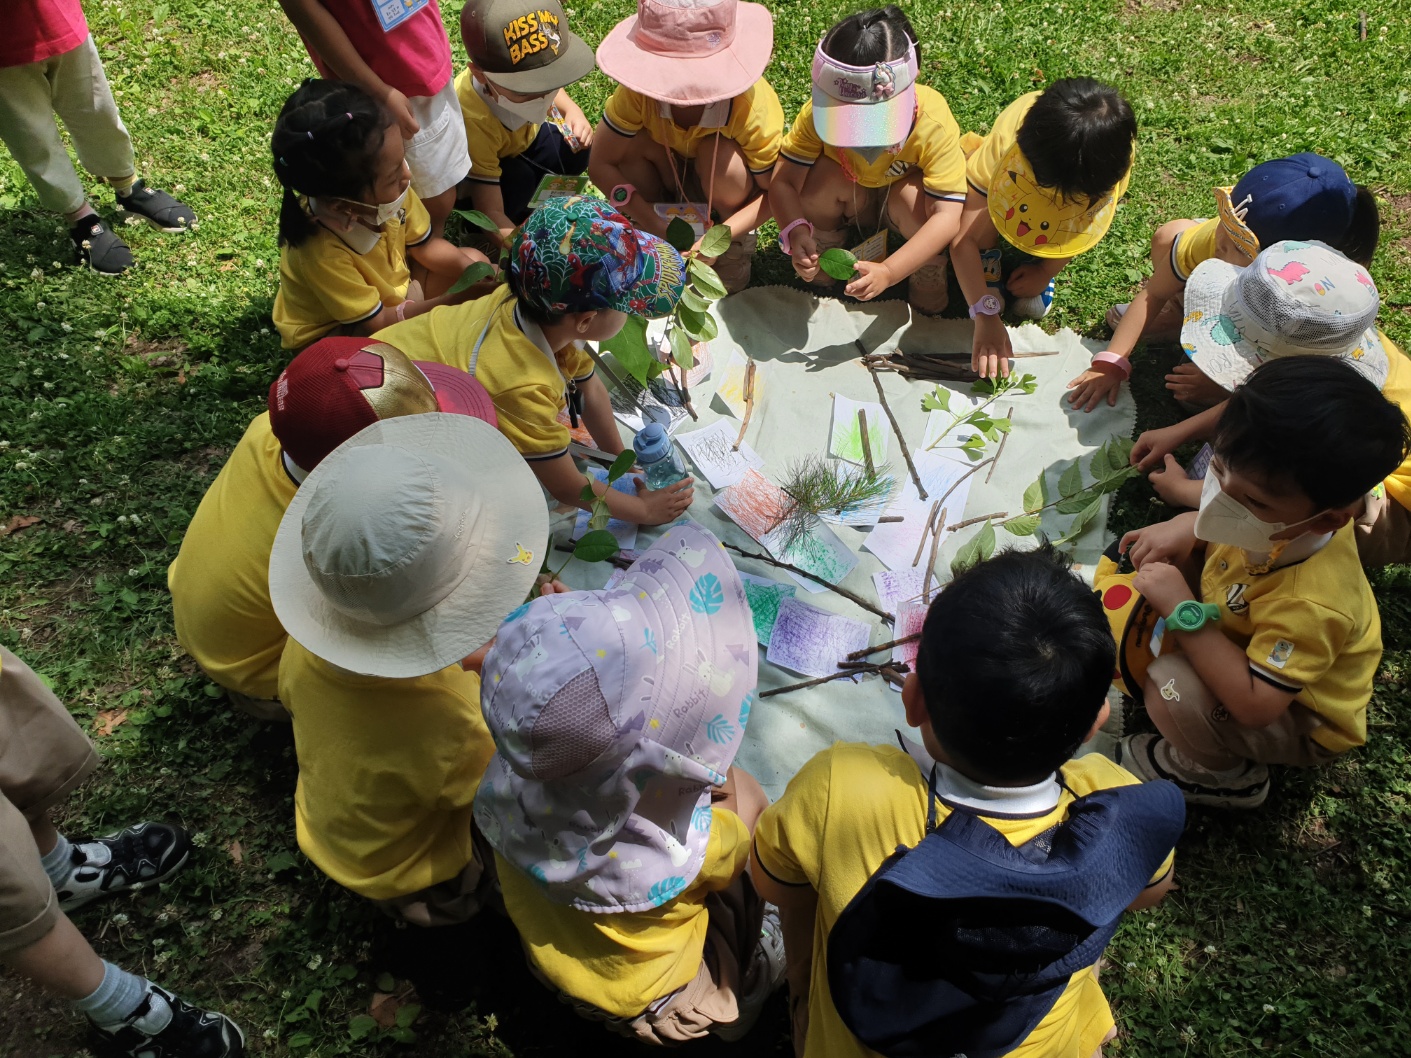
[0,646,100,955]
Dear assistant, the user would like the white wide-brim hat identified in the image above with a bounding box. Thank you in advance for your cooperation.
[269,413,549,678]
[1180,239,1387,393]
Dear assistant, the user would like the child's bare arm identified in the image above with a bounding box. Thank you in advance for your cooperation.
[551,89,593,150]
[1131,401,1226,470]
[576,374,625,457]
[1128,866,1176,911]
[952,191,1010,379]
[408,237,492,280]
[586,123,671,238]
[767,159,820,281]
[530,453,694,526]
[751,847,819,1034]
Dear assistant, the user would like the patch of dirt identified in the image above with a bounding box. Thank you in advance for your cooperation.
[188,70,219,91]
[0,975,93,1058]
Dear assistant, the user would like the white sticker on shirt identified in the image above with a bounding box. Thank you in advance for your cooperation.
[1266,639,1295,669]
[372,0,430,34]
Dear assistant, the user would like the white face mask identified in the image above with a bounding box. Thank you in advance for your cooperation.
[321,184,408,230]
[476,77,552,130]
[1193,472,1322,553]
[368,184,410,226]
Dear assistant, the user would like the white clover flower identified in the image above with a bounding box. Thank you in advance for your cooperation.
[20,627,33,640]
[111,912,130,925]
[58,353,69,360]
[43,382,54,390]
[31,267,43,279]
[1204,944,1217,954]
[154,949,173,965]
[1262,1004,1276,1014]
[306,954,322,971]
[0,441,9,449]
[28,412,40,421]
[128,568,141,577]
[94,329,105,338]
[259,327,270,335]
[117,515,129,525]
[254,259,265,269]
[34,302,44,310]
[51,261,63,270]
[90,496,103,505]
[280,989,292,1000]
[190,829,207,845]
[13,461,29,470]
[78,477,86,483]
[61,322,72,332]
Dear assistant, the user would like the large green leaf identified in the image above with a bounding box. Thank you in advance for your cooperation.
[1057,462,1084,499]
[950,519,996,575]
[453,208,497,232]
[679,285,710,313]
[574,529,620,563]
[665,217,697,252]
[921,386,952,412]
[676,304,719,342]
[668,326,695,371]
[1022,477,1045,513]
[1002,512,1041,536]
[1056,497,1104,544]
[599,315,655,386]
[445,261,496,296]
[606,449,637,483]
[687,258,728,299]
[1056,490,1096,515]
[588,500,611,531]
[698,223,734,257]
[819,247,859,281]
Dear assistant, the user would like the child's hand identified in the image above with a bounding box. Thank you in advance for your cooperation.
[562,105,594,151]
[1165,362,1230,406]
[382,87,420,141]
[790,231,820,282]
[971,313,1012,380]
[1131,560,1193,617]
[1066,361,1125,412]
[845,260,894,301]
[635,475,695,526]
[1148,454,1203,509]
[1120,516,1196,571]
[1130,423,1186,470]
[461,638,493,673]
[535,575,573,596]
[1006,263,1050,298]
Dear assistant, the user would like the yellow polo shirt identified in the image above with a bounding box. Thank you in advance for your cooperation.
[377,293,595,460]
[167,413,296,702]
[273,191,431,350]
[1378,335,1411,511]
[754,744,1174,1058]
[281,641,493,901]
[455,69,541,184]
[1201,522,1380,753]
[497,808,751,1018]
[779,85,967,200]
[1170,217,1220,282]
[603,81,785,175]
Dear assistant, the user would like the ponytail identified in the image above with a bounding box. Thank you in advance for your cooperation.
[271,80,388,248]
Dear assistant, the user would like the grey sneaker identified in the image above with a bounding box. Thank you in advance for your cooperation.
[1114,733,1270,810]
[89,981,244,1058]
[715,904,787,1042]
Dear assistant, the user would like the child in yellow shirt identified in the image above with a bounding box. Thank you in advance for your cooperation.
[1103,356,1409,808]
[271,79,492,350]
[590,0,783,293]
[770,6,967,315]
[475,523,784,1042]
[753,545,1181,1058]
[953,79,1137,378]
[455,0,595,242]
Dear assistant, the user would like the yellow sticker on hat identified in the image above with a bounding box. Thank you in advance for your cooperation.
[509,543,535,565]
[987,143,1120,259]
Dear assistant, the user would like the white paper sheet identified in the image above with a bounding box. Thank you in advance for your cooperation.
[863,451,975,572]
[829,394,890,467]
[676,419,765,489]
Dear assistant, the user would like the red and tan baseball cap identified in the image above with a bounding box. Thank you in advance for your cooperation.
[268,337,497,471]
[460,0,595,95]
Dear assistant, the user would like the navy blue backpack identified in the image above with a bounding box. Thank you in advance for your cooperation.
[827,769,1185,1058]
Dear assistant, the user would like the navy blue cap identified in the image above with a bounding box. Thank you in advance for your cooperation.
[1231,153,1356,247]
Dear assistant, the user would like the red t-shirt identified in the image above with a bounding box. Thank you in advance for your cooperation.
[300,0,452,100]
[4,0,89,68]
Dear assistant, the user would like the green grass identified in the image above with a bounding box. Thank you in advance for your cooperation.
[2,0,1411,1054]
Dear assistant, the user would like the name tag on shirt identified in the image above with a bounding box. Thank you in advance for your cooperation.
[371,0,429,33]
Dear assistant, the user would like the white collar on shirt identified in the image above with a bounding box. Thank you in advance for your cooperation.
[896,732,1063,816]
[1244,530,1334,571]
[281,451,310,485]
[307,197,383,255]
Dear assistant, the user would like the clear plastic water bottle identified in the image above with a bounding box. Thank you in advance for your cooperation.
[633,422,687,490]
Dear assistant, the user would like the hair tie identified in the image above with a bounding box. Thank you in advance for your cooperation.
[345,112,352,120]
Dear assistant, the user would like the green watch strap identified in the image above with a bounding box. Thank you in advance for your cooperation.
[1167,600,1221,632]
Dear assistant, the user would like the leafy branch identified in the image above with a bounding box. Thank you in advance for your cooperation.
[773,456,897,553]
[921,373,1037,459]
[544,449,639,585]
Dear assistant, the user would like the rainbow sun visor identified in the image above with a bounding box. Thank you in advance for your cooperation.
[810,41,918,149]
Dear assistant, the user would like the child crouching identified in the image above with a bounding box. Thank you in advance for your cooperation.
[474,524,783,1043]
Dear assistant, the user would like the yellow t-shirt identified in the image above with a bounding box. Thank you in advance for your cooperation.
[166,413,296,702]
[603,81,785,175]
[497,808,751,1018]
[753,744,1175,1058]
[455,68,541,184]
[377,293,596,459]
[280,640,494,901]
[1378,335,1411,511]
[965,91,1133,235]
[1201,522,1380,753]
[1170,217,1220,282]
[779,85,968,199]
[273,190,432,350]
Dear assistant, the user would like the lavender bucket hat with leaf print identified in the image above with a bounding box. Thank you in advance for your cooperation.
[473,523,757,913]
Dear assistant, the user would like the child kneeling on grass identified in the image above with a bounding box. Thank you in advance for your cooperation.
[168,336,495,719]
[770,6,969,315]
[475,523,785,1043]
[1067,153,1380,411]
[953,78,1137,379]
[269,412,550,925]
[271,79,493,350]
[377,196,696,526]
[752,544,1182,1058]
[590,0,784,294]
[1099,356,1409,809]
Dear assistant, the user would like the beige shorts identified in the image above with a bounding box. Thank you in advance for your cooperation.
[0,646,100,955]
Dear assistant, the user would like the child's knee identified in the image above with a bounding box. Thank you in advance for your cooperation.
[1143,654,1223,745]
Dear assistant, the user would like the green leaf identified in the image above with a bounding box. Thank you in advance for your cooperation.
[599,314,655,386]
[679,285,710,313]
[394,1004,422,1030]
[304,990,324,1011]
[1057,497,1104,544]
[265,850,299,875]
[1002,512,1042,536]
[445,260,496,296]
[376,972,397,993]
[574,529,620,563]
[818,247,859,281]
[453,208,497,232]
[698,223,733,258]
[668,327,695,371]
[687,258,728,299]
[579,481,598,506]
[677,304,719,342]
[349,1015,379,1041]
[992,416,1012,434]
[1022,477,1045,513]
[1056,489,1096,515]
[693,311,719,342]
[288,1032,315,1050]
[588,499,611,531]
[921,386,951,412]
[950,520,996,575]
[1058,462,1084,499]
[606,449,636,484]
[666,217,696,252]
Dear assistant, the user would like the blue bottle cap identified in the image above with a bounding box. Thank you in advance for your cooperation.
[633,422,671,462]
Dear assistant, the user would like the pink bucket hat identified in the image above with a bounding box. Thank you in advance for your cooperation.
[811,36,918,148]
[473,523,758,913]
[595,0,774,108]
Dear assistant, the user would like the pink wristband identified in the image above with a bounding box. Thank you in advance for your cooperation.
[1091,351,1131,378]
[778,217,814,256]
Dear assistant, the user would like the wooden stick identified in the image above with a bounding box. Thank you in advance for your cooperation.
[936,456,995,513]
[858,408,875,477]
[947,512,1005,532]
[732,359,757,450]
[877,515,904,523]
[985,406,1014,484]
[847,632,922,660]
[859,342,927,499]
[911,500,941,567]
[668,353,698,422]
[723,542,892,621]
[760,664,888,699]
[1360,11,1368,40]
[923,506,947,599]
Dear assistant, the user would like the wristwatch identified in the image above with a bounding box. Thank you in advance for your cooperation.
[968,293,1003,319]
[1165,600,1221,633]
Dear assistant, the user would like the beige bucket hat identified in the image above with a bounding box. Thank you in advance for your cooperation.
[269,413,549,678]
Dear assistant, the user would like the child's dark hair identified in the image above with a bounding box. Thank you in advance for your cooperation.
[1016,78,1136,204]
[1215,357,1408,510]
[271,80,389,248]
[1337,186,1381,268]
[821,6,920,69]
[917,544,1114,785]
